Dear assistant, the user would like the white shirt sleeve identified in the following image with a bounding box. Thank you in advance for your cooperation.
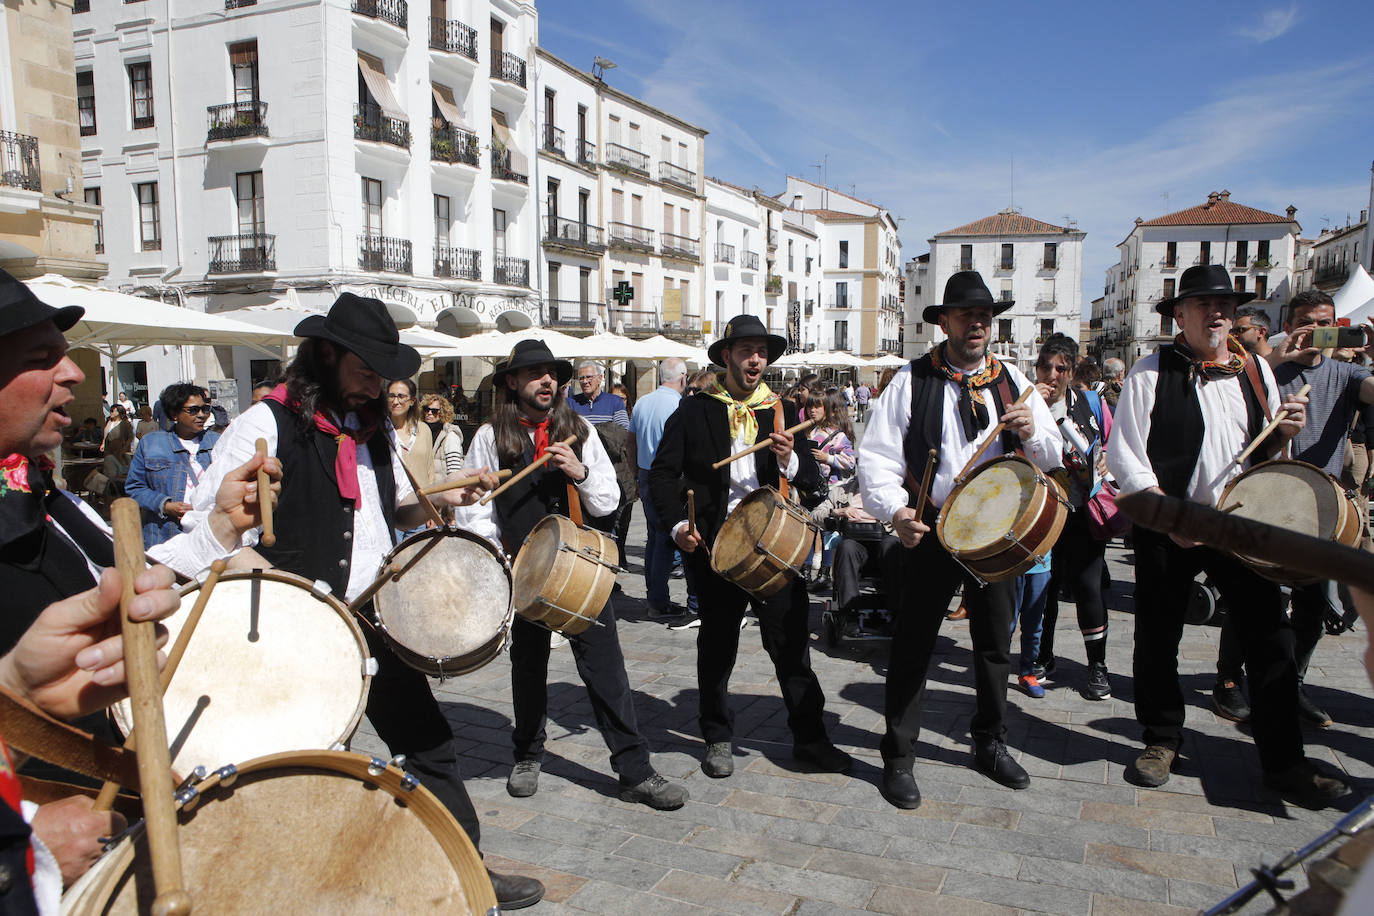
[858,365,914,526]
[452,425,502,549]
[1106,355,1161,496]
[183,401,277,546]
[1007,364,1064,473]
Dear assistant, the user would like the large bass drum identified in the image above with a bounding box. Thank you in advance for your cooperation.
[937,455,1068,583]
[511,515,619,635]
[711,487,819,599]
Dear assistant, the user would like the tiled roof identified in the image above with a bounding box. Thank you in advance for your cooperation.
[1141,197,1292,226]
[805,208,868,220]
[935,211,1070,236]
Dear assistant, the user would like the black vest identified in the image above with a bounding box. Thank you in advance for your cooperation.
[255,400,397,596]
[493,433,601,556]
[1145,345,1270,498]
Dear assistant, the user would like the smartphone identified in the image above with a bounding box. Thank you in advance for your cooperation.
[1309,326,1367,349]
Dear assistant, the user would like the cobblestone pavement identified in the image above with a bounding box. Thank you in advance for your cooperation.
[356,496,1373,915]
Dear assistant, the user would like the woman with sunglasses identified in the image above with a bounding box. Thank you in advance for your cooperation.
[421,393,466,478]
[125,382,221,546]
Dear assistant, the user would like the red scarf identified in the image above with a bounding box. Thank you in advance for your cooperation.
[519,414,551,459]
[262,385,380,507]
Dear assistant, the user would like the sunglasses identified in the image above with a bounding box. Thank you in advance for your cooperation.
[423,406,441,414]
[181,405,212,415]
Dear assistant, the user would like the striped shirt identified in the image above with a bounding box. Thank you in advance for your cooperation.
[569,390,630,430]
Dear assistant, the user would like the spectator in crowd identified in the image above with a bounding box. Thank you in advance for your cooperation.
[630,358,691,619]
[251,379,277,403]
[72,416,101,447]
[855,380,871,421]
[1074,357,1101,392]
[133,404,159,441]
[1233,305,1274,358]
[125,382,221,546]
[421,393,466,479]
[101,404,130,454]
[203,389,230,431]
[387,378,434,537]
[806,390,856,489]
[685,369,716,396]
[1100,358,1126,410]
[1012,554,1053,698]
[875,367,897,398]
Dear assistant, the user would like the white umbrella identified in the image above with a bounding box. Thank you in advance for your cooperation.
[776,350,867,368]
[865,354,908,368]
[636,335,711,363]
[420,327,594,361]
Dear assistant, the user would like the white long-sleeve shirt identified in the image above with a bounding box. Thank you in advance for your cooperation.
[858,360,1063,526]
[456,415,621,550]
[1106,350,1281,505]
[49,487,231,581]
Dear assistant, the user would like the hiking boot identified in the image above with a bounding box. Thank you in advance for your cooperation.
[702,742,734,777]
[1263,759,1351,808]
[488,870,544,910]
[1296,688,1332,728]
[1213,679,1251,722]
[1132,744,1176,787]
[973,739,1029,789]
[506,760,540,798]
[619,773,689,810]
[1080,663,1111,701]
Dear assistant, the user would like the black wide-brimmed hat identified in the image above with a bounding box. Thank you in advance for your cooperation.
[0,268,84,337]
[1155,264,1256,317]
[294,292,420,379]
[707,313,788,367]
[922,270,1015,324]
[491,338,574,387]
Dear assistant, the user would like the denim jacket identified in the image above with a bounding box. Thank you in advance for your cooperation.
[126,429,220,546]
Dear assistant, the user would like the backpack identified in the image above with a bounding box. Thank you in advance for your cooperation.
[594,420,636,507]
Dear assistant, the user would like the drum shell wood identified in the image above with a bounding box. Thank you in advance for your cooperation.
[372,527,514,678]
[937,455,1068,583]
[710,487,818,598]
[511,515,617,635]
[61,750,496,915]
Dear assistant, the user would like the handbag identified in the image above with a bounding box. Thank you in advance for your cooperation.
[1086,479,1131,539]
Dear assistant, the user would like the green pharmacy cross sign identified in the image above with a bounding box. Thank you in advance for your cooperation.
[613,281,635,306]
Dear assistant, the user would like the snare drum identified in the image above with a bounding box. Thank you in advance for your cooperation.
[371,527,514,678]
[113,570,371,776]
[62,750,496,915]
[1216,459,1363,583]
[711,487,819,598]
[511,515,618,635]
[937,455,1068,583]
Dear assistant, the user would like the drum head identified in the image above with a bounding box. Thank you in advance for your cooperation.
[713,488,778,571]
[374,529,512,662]
[113,572,369,774]
[942,458,1040,553]
[512,516,567,611]
[1220,461,1342,539]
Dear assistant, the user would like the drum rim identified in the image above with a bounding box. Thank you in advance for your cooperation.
[512,514,616,635]
[937,454,1048,559]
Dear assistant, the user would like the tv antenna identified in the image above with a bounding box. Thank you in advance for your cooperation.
[592,57,616,81]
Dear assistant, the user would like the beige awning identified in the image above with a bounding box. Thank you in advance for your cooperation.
[431,83,469,130]
[491,110,528,174]
[357,52,405,121]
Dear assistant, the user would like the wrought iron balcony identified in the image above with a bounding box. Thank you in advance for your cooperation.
[490,147,526,183]
[1253,257,1277,270]
[609,307,659,336]
[658,160,695,190]
[428,18,477,59]
[714,242,735,264]
[661,233,699,260]
[494,256,529,287]
[1035,297,1057,311]
[208,233,275,273]
[740,250,760,271]
[206,101,268,143]
[1160,256,1178,269]
[358,234,412,274]
[996,258,1015,271]
[959,260,974,272]
[225,0,255,8]
[608,221,654,252]
[542,123,565,156]
[544,215,606,252]
[1315,263,1351,285]
[354,103,410,149]
[0,131,40,193]
[434,246,480,280]
[804,299,814,317]
[431,124,478,165]
[576,139,597,168]
[604,142,648,175]
[352,0,406,30]
[1040,257,1058,270]
[491,51,526,88]
[544,299,597,330]
[765,275,782,295]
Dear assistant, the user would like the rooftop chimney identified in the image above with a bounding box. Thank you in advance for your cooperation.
[1207,191,1220,205]
[1219,190,1231,202]
[1286,205,1298,220]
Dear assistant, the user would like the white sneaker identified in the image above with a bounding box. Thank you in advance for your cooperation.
[550,632,569,648]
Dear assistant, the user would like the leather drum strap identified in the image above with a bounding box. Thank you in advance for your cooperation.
[773,403,790,501]
[565,480,584,526]
[1241,356,1282,458]
[0,686,142,786]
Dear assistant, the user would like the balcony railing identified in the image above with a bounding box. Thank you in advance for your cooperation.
[1315,263,1351,285]
[1253,257,1277,270]
[740,250,760,271]
[206,101,268,142]
[494,256,529,287]
[604,142,648,175]
[608,221,654,252]
[804,299,814,317]
[1040,258,1058,271]
[1035,297,1057,311]
[351,0,407,30]
[544,299,597,330]
[434,246,480,280]
[354,103,410,149]
[225,0,256,8]
[576,138,597,168]
[428,17,477,59]
[208,233,276,273]
[996,258,1014,270]
[658,160,695,190]
[0,131,41,193]
[491,51,526,88]
[1160,256,1178,269]
[542,123,565,156]
[661,232,699,260]
[431,124,479,165]
[544,215,606,252]
[765,275,783,295]
[491,147,527,183]
[959,261,974,272]
[358,234,412,274]
[714,243,735,264]
[609,307,659,335]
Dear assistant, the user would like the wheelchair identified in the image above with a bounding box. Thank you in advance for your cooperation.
[819,518,897,646]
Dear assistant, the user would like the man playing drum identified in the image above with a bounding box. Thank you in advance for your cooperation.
[186,294,545,910]
[858,271,1061,809]
[1108,264,1349,807]
[458,339,688,811]
[649,315,851,780]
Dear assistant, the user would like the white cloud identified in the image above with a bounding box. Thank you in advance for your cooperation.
[1234,2,1300,43]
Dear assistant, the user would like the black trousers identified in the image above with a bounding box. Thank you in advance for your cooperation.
[508,603,654,786]
[1132,527,1304,774]
[688,551,829,747]
[361,625,482,849]
[882,531,1017,768]
[832,534,904,611]
[1217,580,1328,684]
[1040,510,1109,666]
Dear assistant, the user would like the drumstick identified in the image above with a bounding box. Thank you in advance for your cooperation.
[417,468,512,497]
[955,387,1034,482]
[1233,383,1312,466]
[686,489,698,540]
[392,444,444,528]
[346,562,400,616]
[711,419,815,470]
[914,448,938,515]
[110,499,193,916]
[480,435,578,506]
[1116,489,1374,592]
[93,558,229,812]
[255,438,275,548]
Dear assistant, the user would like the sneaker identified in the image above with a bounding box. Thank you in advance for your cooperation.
[668,615,702,631]
[1080,663,1111,701]
[1132,744,1177,787]
[506,760,540,798]
[702,742,734,778]
[1018,674,1045,698]
[1296,688,1332,728]
[1212,679,1251,722]
[619,773,689,810]
[1263,759,1351,808]
[647,602,685,619]
[1034,656,1057,680]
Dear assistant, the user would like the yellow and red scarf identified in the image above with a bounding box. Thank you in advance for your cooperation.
[931,344,1007,439]
[703,381,779,444]
[1174,334,1246,382]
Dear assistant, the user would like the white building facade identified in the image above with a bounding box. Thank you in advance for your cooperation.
[1307,215,1366,294]
[704,177,766,338]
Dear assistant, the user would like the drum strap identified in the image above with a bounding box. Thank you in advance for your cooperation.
[773,405,790,502]
[566,481,583,526]
[0,686,142,787]
[1241,356,1285,459]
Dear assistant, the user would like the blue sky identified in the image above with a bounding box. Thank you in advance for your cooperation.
[539,0,1374,310]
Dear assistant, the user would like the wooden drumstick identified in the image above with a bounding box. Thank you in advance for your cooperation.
[93,558,229,812]
[418,468,512,497]
[914,448,938,515]
[480,435,578,506]
[1233,383,1311,467]
[711,419,815,470]
[346,563,400,615]
[955,387,1034,482]
[686,489,698,540]
[110,499,192,916]
[255,438,275,548]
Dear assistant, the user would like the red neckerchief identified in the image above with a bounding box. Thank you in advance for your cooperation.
[519,414,551,459]
[0,737,34,878]
[262,384,380,507]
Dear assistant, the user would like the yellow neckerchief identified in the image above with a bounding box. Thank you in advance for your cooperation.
[703,380,778,444]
